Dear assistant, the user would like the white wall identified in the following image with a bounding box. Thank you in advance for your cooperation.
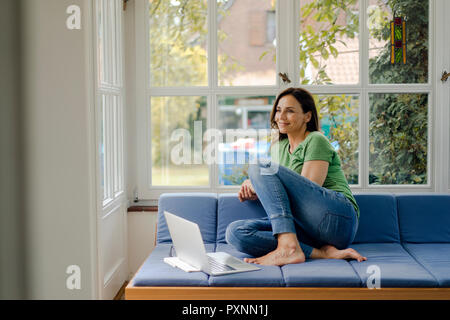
[125,0,138,203]
[21,0,97,299]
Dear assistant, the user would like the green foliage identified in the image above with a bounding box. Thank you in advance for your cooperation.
[300,0,359,85]
[222,164,249,185]
[368,0,428,184]
[150,0,209,86]
[149,0,429,186]
[316,95,359,184]
[369,93,428,184]
[298,0,428,185]
[150,0,234,166]
[369,0,428,84]
[299,0,360,183]
[151,96,206,166]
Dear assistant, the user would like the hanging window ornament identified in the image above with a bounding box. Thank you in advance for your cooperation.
[390,14,407,64]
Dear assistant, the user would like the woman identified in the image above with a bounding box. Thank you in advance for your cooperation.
[225,87,367,266]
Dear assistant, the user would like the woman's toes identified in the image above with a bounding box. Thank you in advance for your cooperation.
[344,248,361,261]
[248,258,261,264]
[349,249,367,262]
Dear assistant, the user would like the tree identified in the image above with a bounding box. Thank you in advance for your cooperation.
[299,0,359,183]
[149,0,234,167]
[299,0,428,185]
[368,0,428,184]
[149,0,429,186]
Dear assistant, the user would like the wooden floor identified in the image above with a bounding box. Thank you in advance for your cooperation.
[114,281,128,300]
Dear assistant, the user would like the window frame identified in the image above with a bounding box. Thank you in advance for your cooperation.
[95,0,126,208]
[134,0,448,200]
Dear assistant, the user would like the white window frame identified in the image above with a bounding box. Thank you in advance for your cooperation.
[95,0,126,208]
[93,0,129,300]
[135,0,449,200]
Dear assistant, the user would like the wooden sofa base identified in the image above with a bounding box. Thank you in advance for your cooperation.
[125,285,450,300]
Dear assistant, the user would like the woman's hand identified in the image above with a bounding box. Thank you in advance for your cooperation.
[238,179,258,202]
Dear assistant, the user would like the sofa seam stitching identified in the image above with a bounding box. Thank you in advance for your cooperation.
[401,243,440,287]
[347,259,364,288]
[394,192,402,243]
[279,266,287,287]
[395,193,439,287]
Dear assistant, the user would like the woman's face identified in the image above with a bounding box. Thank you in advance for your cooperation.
[274,94,311,135]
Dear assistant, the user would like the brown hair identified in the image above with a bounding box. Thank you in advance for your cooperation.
[270,87,320,141]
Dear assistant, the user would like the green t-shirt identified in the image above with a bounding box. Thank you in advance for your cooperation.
[271,131,360,218]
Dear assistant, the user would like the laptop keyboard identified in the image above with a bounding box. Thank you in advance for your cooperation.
[207,256,236,273]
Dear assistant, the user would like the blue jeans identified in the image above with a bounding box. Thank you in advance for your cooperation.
[225,161,358,259]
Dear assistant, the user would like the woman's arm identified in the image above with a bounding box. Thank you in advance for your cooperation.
[301,160,329,187]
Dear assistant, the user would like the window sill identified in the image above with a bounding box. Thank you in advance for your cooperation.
[127,205,158,213]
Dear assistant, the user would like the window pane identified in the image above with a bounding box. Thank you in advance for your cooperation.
[216,95,359,185]
[368,0,428,84]
[248,110,271,129]
[149,0,208,87]
[151,96,208,186]
[299,0,359,85]
[217,96,275,185]
[218,0,277,86]
[369,93,428,184]
[316,95,359,184]
[100,95,106,200]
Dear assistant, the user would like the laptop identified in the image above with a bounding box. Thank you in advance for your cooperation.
[163,211,261,276]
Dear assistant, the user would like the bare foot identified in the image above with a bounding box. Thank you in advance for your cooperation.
[244,233,306,266]
[244,246,305,266]
[320,244,367,262]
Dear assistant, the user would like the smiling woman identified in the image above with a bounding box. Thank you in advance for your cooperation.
[227,87,365,267]
[269,89,358,214]
[271,88,320,141]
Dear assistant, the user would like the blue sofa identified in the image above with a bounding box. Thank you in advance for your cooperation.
[126,193,450,300]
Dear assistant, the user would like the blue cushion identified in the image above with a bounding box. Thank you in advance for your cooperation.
[157,193,218,244]
[348,243,438,287]
[132,244,215,286]
[216,194,267,243]
[135,192,449,289]
[397,194,450,243]
[217,193,402,244]
[282,259,362,287]
[208,244,285,287]
[352,194,400,243]
[403,243,450,287]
